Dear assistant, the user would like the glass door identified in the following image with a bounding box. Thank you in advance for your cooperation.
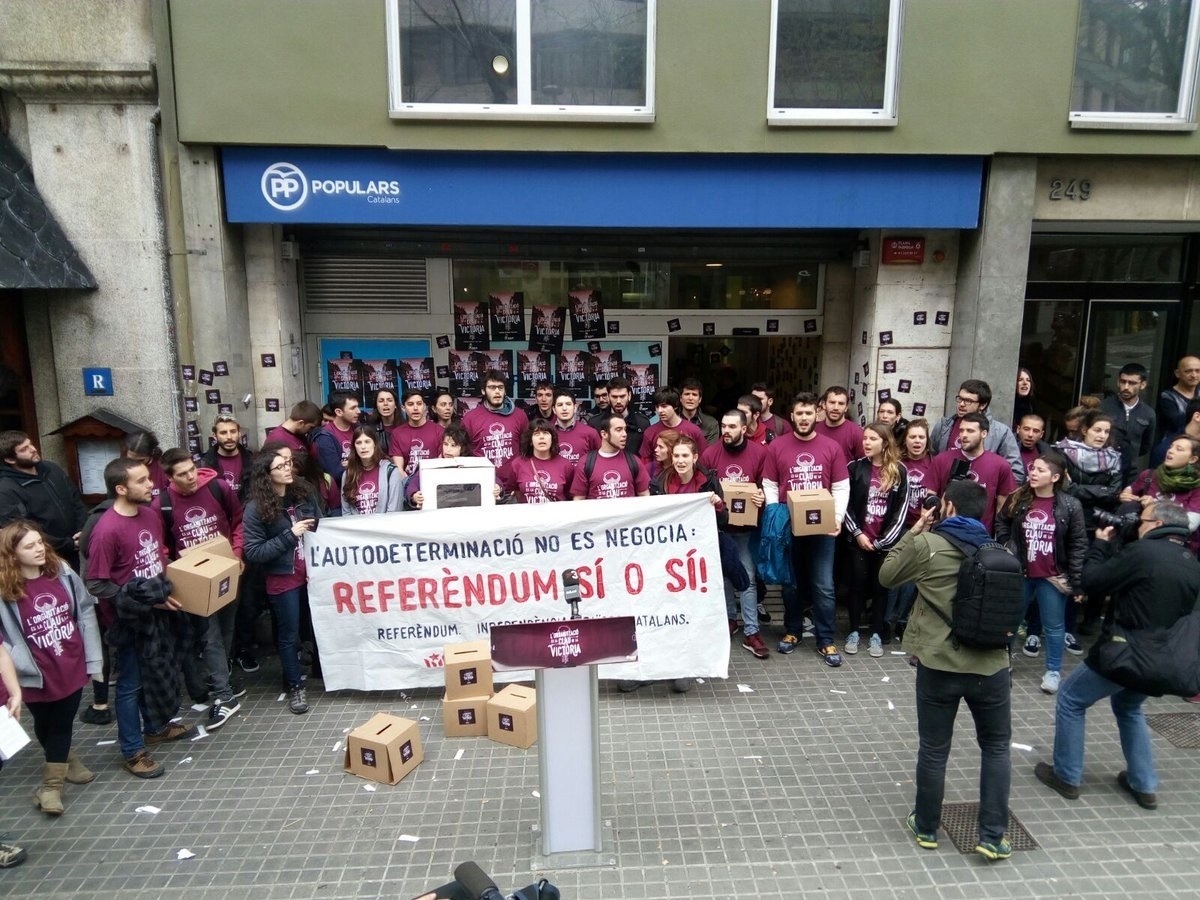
[1080,302,1176,403]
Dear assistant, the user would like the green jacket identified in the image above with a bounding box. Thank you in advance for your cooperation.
[879,528,1011,677]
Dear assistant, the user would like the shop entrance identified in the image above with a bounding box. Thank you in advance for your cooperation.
[667,335,821,416]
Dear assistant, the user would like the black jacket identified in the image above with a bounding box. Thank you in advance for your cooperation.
[587,410,652,456]
[842,458,909,551]
[1081,524,1200,670]
[243,490,322,576]
[0,461,88,556]
[995,490,1088,593]
[1099,395,1155,486]
[200,445,254,501]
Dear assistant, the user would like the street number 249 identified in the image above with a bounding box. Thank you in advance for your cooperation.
[1048,178,1091,201]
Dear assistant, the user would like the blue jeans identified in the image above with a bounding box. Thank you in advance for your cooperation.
[1052,662,1156,792]
[115,642,149,757]
[724,532,759,637]
[914,664,1011,844]
[271,587,305,689]
[781,535,835,645]
[1025,578,1066,673]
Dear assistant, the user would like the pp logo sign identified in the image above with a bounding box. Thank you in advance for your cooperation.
[261,162,307,211]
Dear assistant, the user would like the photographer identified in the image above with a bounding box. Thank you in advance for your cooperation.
[1034,500,1200,811]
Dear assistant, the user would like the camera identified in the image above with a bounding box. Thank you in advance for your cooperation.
[921,493,941,521]
[1093,509,1139,531]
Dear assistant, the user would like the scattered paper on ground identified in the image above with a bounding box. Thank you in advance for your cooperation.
[419,716,430,722]
[881,676,891,683]
[830,689,847,695]
[453,748,465,761]
[135,805,161,815]
[190,725,208,741]
[736,684,755,693]
[97,739,116,746]
[532,790,540,797]
[276,693,286,702]
[332,741,342,752]
[178,757,192,765]
[891,651,907,656]
[397,834,420,843]
[190,703,207,712]
[887,701,895,710]
[176,849,195,860]
[1012,742,1034,752]
[306,768,319,775]
[363,784,376,792]
[742,755,762,760]
[342,727,351,734]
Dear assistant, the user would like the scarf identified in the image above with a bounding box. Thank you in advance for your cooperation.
[1155,462,1200,495]
[1053,438,1122,475]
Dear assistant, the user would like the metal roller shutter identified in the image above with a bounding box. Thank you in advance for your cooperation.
[300,255,429,313]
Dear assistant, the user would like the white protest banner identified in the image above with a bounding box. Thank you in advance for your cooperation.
[305,494,729,690]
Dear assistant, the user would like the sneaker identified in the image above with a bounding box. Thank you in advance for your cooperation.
[974,838,1012,861]
[728,618,739,637]
[1034,761,1079,800]
[905,812,937,850]
[844,632,860,655]
[79,705,113,725]
[230,683,248,700]
[1117,770,1158,810]
[1064,633,1083,655]
[1186,693,1200,704]
[287,686,309,714]
[145,723,197,745]
[756,603,771,625]
[0,836,27,868]
[802,616,815,638]
[817,644,843,667]
[742,633,770,659]
[1022,635,1041,657]
[206,699,241,730]
[124,750,165,779]
[237,653,260,673]
[777,633,800,655]
[868,634,884,658]
[1040,670,1061,694]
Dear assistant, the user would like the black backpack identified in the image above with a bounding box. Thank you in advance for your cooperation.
[77,499,117,573]
[582,449,641,483]
[929,533,1026,649]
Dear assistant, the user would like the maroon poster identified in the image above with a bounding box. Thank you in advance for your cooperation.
[491,617,638,670]
[624,362,659,409]
[361,359,398,401]
[591,349,623,388]
[454,300,490,351]
[528,305,567,354]
[398,357,435,397]
[448,350,482,397]
[489,291,526,342]
[556,350,592,396]
[517,351,552,399]
[327,359,364,404]
[568,289,604,341]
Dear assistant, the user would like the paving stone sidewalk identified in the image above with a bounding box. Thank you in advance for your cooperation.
[1,625,1197,899]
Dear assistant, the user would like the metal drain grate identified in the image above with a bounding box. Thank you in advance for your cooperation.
[938,803,1040,854]
[1146,712,1200,749]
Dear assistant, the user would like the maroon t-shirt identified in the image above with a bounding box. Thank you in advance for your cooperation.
[815,419,866,466]
[265,425,307,454]
[1022,496,1059,579]
[500,455,576,504]
[211,453,245,496]
[902,456,942,525]
[945,417,964,452]
[353,467,381,515]
[322,422,354,466]
[554,421,601,464]
[159,482,236,553]
[640,419,707,462]
[147,459,170,500]
[1130,469,1200,552]
[569,452,651,499]
[392,420,445,476]
[463,405,529,469]
[1019,445,1038,476]
[763,432,848,501]
[85,505,168,625]
[9,575,89,703]
[700,440,767,485]
[860,465,888,543]
[265,503,307,595]
[932,449,1017,532]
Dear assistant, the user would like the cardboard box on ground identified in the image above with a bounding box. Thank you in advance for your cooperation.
[787,489,835,537]
[444,640,494,699]
[487,684,537,749]
[168,536,241,615]
[344,714,423,784]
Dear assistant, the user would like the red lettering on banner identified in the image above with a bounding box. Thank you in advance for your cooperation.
[418,578,438,608]
[358,581,376,613]
[377,579,395,612]
[399,577,417,611]
[334,583,355,613]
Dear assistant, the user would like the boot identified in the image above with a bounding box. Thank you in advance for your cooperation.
[65,750,96,785]
[32,762,68,816]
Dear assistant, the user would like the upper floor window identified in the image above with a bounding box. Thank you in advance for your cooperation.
[1071,0,1200,130]
[767,0,903,126]
[387,0,655,122]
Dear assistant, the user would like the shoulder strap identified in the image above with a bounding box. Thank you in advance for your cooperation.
[624,450,640,480]
[935,530,983,560]
[584,450,598,481]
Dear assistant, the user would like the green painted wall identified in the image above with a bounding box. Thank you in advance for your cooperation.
[167,0,1200,155]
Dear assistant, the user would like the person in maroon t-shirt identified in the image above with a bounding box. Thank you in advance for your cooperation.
[640,387,706,463]
[463,370,529,471]
[265,400,323,455]
[499,419,576,504]
[200,413,253,500]
[0,522,101,816]
[122,431,170,499]
[551,389,600,464]
[311,391,362,486]
[569,416,651,500]
[341,427,404,515]
[1016,413,1045,479]
[392,389,445,477]
[996,455,1087,695]
[814,386,865,466]
[737,394,777,447]
[932,414,1017,534]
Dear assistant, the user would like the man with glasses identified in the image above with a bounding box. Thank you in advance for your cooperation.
[930,380,1024,484]
[463,370,529,469]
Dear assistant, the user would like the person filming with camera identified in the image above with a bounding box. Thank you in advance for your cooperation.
[1034,499,1200,811]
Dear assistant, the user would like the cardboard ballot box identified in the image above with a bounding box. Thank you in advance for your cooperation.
[487,684,537,749]
[442,693,491,738]
[722,481,760,527]
[444,640,494,699]
[787,489,835,537]
[167,547,240,616]
[180,535,238,561]
[343,714,423,785]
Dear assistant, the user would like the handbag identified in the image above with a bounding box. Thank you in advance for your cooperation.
[1091,609,1200,698]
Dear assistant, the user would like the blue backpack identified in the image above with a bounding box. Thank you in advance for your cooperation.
[754,503,794,585]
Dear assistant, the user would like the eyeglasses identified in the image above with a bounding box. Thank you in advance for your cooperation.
[270,462,291,473]
[955,396,981,406]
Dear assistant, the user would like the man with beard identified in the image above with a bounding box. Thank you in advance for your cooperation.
[588,377,651,456]
[932,413,1016,534]
[463,370,529,470]
[311,391,362,488]
[680,377,719,444]
[930,379,1024,484]
[814,386,865,466]
[551,389,600,464]
[0,431,88,571]
[762,392,850,665]
[702,410,769,658]
[200,414,253,500]
[391,390,445,476]
[570,416,650,500]
[1100,363,1155,486]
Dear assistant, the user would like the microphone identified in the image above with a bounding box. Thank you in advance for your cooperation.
[562,568,582,619]
[453,862,505,900]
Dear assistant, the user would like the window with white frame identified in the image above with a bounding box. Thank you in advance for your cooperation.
[767,0,903,126]
[1070,0,1200,129]
[387,0,655,121]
